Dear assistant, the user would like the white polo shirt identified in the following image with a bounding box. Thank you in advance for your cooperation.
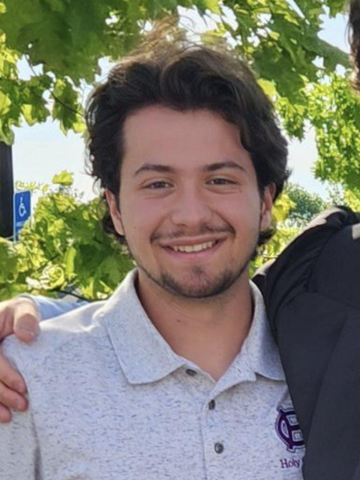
[0,270,305,480]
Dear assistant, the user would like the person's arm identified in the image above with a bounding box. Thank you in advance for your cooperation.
[0,295,87,423]
[24,295,88,321]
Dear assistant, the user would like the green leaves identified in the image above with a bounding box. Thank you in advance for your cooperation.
[52,79,84,134]
[326,0,348,17]
[308,74,360,192]
[286,183,328,226]
[52,171,74,187]
[0,176,133,301]
[0,0,355,144]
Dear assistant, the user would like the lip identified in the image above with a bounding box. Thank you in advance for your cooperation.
[161,238,225,260]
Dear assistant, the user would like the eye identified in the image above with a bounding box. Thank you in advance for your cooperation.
[208,178,236,185]
[145,181,172,189]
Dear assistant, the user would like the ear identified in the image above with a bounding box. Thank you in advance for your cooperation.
[105,189,125,236]
[260,183,276,231]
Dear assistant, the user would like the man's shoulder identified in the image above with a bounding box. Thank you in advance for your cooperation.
[3,271,138,380]
[2,300,108,374]
[254,207,360,312]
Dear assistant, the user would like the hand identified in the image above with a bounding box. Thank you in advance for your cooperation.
[0,297,40,422]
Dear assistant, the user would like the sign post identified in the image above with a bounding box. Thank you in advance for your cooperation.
[13,191,31,241]
[0,143,14,238]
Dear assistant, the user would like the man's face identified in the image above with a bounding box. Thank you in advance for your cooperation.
[107,106,273,299]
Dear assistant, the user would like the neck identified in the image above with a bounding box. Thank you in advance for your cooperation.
[136,271,253,381]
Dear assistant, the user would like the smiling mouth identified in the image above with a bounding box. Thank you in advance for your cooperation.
[168,240,218,253]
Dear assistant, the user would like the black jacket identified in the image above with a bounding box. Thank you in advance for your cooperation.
[253,207,360,480]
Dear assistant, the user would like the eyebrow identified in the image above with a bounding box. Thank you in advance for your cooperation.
[134,164,175,176]
[134,161,247,177]
[203,161,247,174]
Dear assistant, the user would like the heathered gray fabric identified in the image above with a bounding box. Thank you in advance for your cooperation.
[0,270,305,480]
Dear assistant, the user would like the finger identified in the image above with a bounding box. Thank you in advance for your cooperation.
[0,304,16,340]
[0,404,11,423]
[0,382,28,412]
[13,301,40,343]
[0,346,27,394]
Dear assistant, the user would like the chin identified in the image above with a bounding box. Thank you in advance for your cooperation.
[157,266,247,299]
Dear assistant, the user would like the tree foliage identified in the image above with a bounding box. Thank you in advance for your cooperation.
[0,173,134,301]
[286,183,328,225]
[0,0,359,194]
[0,0,218,142]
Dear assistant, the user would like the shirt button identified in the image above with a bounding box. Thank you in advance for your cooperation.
[214,442,224,454]
[208,400,216,410]
[186,369,197,377]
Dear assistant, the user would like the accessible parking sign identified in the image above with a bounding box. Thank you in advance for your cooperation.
[13,191,31,241]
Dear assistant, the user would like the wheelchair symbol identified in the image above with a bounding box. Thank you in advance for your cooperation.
[19,197,27,218]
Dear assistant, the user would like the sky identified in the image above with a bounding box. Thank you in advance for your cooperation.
[12,8,350,201]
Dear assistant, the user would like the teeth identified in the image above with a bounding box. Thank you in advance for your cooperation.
[172,241,216,253]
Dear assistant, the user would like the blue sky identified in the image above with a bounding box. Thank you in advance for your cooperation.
[12,9,350,200]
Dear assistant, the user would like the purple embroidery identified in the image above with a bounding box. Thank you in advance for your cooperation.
[276,407,305,453]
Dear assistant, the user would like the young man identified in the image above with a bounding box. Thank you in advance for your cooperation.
[2,3,360,479]
[0,35,305,479]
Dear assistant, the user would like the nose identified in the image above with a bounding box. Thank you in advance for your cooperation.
[170,185,212,229]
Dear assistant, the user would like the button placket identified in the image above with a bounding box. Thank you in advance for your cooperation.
[204,395,227,475]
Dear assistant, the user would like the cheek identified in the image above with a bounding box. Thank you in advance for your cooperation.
[218,193,261,225]
[120,196,167,237]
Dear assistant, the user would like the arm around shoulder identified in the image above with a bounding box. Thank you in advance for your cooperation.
[25,295,88,321]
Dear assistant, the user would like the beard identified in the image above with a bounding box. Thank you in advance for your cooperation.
[123,218,261,300]
[139,262,252,299]
[135,237,258,299]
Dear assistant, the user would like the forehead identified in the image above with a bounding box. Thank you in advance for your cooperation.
[121,105,249,172]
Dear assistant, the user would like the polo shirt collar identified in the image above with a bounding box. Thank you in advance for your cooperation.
[98,270,186,384]
[210,281,285,396]
[239,281,285,381]
[97,270,285,386]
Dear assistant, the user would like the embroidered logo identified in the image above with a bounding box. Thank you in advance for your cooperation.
[276,407,305,453]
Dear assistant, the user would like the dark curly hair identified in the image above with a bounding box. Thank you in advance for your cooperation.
[350,0,360,91]
[85,27,289,247]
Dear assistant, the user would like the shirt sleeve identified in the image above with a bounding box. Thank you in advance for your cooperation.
[23,295,88,321]
[0,344,41,480]
[0,409,40,480]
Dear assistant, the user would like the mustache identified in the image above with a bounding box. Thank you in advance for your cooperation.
[151,224,235,242]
